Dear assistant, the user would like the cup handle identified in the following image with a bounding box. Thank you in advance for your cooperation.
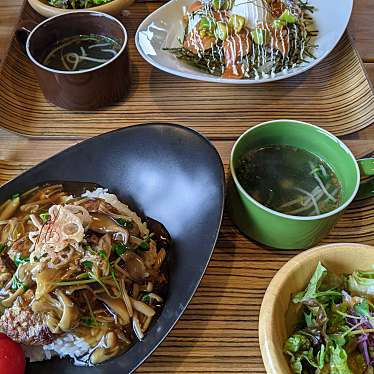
[355,158,374,200]
[15,21,38,55]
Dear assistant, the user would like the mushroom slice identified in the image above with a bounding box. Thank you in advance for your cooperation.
[122,251,147,282]
[55,289,80,332]
[130,298,155,317]
[96,294,130,325]
[90,345,120,365]
[89,212,129,242]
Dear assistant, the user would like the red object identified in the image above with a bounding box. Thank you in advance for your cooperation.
[0,333,25,374]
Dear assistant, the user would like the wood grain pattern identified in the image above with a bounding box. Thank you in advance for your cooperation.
[0,3,373,139]
[0,0,25,69]
[0,138,373,373]
[0,0,373,373]
[365,64,374,89]
[349,0,374,62]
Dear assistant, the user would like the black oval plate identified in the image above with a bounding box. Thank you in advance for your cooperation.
[0,124,225,374]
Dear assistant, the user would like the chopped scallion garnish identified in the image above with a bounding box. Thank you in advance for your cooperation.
[141,293,151,303]
[137,235,153,251]
[11,275,28,291]
[112,242,129,257]
[80,316,95,327]
[0,243,7,255]
[39,211,50,223]
[82,261,93,270]
[116,218,133,228]
[13,254,30,267]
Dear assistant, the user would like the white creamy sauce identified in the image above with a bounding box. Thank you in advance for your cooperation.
[187,13,202,33]
[182,0,311,79]
[230,0,276,78]
[231,0,272,28]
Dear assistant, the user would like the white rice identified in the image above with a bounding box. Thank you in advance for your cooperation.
[23,333,91,366]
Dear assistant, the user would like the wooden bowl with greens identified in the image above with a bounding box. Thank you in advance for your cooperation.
[259,243,374,374]
[28,0,134,17]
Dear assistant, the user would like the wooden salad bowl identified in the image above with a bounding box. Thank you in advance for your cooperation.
[28,0,134,17]
[259,243,374,373]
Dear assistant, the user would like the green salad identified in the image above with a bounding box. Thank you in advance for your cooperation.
[47,0,113,9]
[284,262,374,373]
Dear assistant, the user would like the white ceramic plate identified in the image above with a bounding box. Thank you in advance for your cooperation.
[135,0,353,84]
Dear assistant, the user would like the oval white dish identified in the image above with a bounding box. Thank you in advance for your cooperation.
[135,0,353,84]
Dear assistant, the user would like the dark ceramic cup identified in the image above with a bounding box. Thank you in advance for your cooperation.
[17,11,130,110]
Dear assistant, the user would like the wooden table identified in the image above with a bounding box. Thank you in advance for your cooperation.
[0,1,373,373]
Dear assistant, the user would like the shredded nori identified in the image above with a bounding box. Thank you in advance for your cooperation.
[165,0,318,79]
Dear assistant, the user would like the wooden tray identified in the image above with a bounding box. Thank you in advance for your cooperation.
[0,3,374,139]
[0,138,372,372]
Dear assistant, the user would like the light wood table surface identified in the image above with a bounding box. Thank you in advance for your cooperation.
[0,1,373,373]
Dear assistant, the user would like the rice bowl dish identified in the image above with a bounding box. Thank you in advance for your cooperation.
[0,185,170,367]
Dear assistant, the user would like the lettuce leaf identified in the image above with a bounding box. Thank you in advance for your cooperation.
[329,345,353,374]
[348,269,374,298]
[284,333,311,353]
[293,262,327,303]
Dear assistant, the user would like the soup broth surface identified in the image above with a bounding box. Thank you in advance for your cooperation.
[235,145,342,216]
[42,34,121,72]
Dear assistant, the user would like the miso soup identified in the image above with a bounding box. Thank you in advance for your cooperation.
[235,145,342,216]
[42,34,121,72]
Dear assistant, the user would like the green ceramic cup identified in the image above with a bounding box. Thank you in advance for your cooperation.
[229,119,374,250]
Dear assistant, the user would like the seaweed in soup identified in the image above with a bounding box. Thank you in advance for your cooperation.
[42,34,121,72]
[235,145,342,216]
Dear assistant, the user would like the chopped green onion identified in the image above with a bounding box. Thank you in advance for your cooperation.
[279,9,297,24]
[138,242,150,251]
[83,244,94,253]
[39,211,50,223]
[112,242,129,257]
[199,16,216,33]
[272,19,287,29]
[0,244,7,255]
[98,249,107,259]
[137,233,154,251]
[116,218,133,228]
[251,28,268,45]
[13,254,30,267]
[228,14,245,33]
[11,193,20,200]
[82,261,93,270]
[11,275,28,291]
[212,0,233,11]
[215,21,229,41]
[212,0,224,10]
[141,293,151,303]
[80,316,95,327]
